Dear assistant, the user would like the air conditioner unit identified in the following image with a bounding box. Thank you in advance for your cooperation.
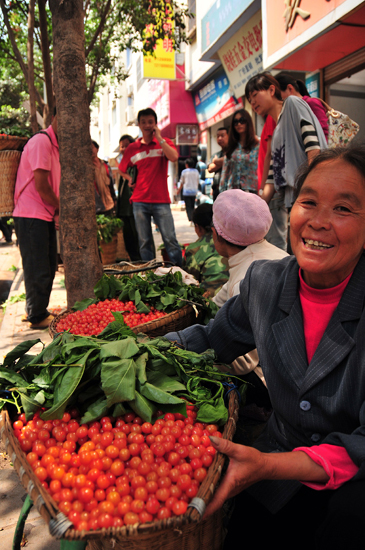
[125,106,136,125]
[127,85,134,97]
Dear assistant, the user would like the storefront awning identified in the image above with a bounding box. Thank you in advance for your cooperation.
[272,5,365,72]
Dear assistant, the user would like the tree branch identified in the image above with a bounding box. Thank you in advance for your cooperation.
[38,0,54,125]
[85,0,112,58]
[0,0,44,110]
[27,0,38,133]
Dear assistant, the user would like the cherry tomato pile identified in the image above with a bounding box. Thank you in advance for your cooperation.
[14,407,222,531]
[56,299,167,336]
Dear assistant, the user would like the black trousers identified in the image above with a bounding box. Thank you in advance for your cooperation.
[0,217,12,242]
[121,216,141,262]
[14,217,57,324]
[223,479,365,550]
[183,195,196,222]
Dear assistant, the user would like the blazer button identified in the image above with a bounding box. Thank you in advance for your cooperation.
[311,433,321,442]
[300,400,311,411]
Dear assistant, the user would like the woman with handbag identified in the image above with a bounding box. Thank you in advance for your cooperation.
[275,73,329,140]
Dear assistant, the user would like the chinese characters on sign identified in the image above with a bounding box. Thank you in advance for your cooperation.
[194,67,243,130]
[218,11,263,99]
[176,125,199,145]
[143,20,176,80]
[283,0,310,32]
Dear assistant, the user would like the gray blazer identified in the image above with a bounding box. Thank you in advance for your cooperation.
[167,254,365,512]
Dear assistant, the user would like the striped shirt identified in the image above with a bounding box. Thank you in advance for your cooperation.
[266,96,327,208]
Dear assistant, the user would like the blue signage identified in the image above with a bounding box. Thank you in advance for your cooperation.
[305,73,321,98]
[201,0,255,53]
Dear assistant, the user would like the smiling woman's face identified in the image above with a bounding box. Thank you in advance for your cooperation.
[290,159,365,289]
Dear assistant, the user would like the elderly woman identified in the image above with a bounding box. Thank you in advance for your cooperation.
[166,146,365,548]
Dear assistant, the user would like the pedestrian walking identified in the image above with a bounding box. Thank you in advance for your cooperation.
[207,127,229,201]
[177,157,200,223]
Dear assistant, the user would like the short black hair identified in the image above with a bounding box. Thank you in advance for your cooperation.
[91,140,99,150]
[120,134,135,144]
[138,108,157,123]
[294,145,365,201]
[192,203,213,230]
[217,127,228,133]
[185,157,195,168]
[245,73,282,103]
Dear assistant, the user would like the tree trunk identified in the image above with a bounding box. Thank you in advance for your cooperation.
[38,0,54,127]
[49,0,103,308]
[27,0,38,134]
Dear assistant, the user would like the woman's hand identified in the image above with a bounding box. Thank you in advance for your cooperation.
[204,437,329,518]
[205,438,268,517]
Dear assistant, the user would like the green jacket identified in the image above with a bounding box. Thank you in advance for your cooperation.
[184,233,229,295]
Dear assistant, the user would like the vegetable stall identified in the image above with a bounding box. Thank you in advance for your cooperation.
[0,269,244,549]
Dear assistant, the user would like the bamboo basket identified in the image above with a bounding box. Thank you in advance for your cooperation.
[49,303,197,340]
[0,390,239,547]
[116,230,130,261]
[0,150,22,216]
[103,260,165,277]
[0,134,28,151]
[99,235,118,265]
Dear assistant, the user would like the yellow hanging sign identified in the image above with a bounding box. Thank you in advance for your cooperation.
[143,21,176,80]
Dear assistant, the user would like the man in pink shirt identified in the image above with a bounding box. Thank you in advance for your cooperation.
[13,111,60,329]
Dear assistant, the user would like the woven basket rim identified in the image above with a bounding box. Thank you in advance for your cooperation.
[1,389,238,541]
[0,135,28,151]
[49,303,195,339]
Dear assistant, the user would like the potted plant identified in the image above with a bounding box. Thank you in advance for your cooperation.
[96,214,123,265]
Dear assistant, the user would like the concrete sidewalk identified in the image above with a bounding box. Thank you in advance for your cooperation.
[0,208,196,549]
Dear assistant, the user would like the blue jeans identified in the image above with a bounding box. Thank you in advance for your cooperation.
[265,189,288,252]
[133,202,182,266]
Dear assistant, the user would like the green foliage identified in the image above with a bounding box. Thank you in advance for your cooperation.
[91,271,219,323]
[0,330,244,425]
[0,75,32,136]
[1,293,26,312]
[0,0,193,109]
[96,215,123,244]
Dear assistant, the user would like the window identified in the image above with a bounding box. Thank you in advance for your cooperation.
[126,48,132,69]
[188,0,196,33]
[112,101,117,126]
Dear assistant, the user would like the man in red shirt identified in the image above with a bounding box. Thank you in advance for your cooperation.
[119,108,182,266]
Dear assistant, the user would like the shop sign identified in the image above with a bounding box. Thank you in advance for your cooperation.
[263,0,362,69]
[201,0,256,54]
[143,20,176,80]
[148,80,170,129]
[283,0,310,32]
[176,124,199,145]
[305,72,320,98]
[218,10,262,99]
[193,67,243,131]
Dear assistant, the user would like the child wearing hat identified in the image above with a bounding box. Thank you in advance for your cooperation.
[211,189,288,384]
